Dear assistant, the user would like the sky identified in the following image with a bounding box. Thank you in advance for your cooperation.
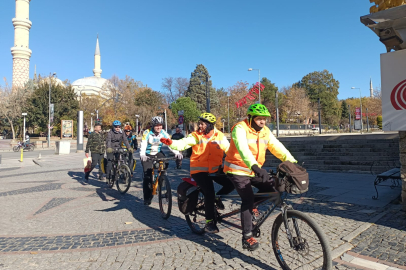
[0,0,384,100]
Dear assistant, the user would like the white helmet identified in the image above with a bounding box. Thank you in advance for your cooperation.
[151,116,164,126]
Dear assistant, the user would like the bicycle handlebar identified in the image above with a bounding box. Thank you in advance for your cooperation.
[146,156,177,162]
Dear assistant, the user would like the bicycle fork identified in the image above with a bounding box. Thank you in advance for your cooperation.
[281,203,302,249]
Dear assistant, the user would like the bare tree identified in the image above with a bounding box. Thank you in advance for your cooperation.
[0,80,29,140]
[162,77,189,104]
[281,86,311,123]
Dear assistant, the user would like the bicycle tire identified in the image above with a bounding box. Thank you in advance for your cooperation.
[29,145,34,151]
[107,168,115,188]
[13,146,19,152]
[116,164,131,194]
[185,190,206,235]
[271,210,332,270]
[158,175,172,219]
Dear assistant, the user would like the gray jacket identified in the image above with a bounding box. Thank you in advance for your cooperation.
[106,129,131,150]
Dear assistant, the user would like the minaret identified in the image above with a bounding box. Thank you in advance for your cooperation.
[93,35,102,78]
[370,77,373,98]
[11,0,32,88]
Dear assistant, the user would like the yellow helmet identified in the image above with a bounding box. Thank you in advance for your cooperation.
[199,112,216,124]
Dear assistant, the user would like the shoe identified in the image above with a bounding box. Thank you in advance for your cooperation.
[144,199,152,205]
[242,236,259,251]
[252,208,260,219]
[100,176,106,181]
[176,165,181,169]
[204,220,219,233]
[215,197,225,210]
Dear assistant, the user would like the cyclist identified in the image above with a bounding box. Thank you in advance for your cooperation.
[122,125,138,177]
[140,116,182,205]
[106,120,133,182]
[84,122,106,181]
[224,104,297,251]
[160,112,235,233]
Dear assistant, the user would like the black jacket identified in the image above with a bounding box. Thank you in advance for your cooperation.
[171,132,185,140]
[106,129,131,150]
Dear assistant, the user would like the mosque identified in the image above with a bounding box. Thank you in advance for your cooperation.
[11,0,109,98]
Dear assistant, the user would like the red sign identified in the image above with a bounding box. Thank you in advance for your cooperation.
[355,107,361,120]
[390,79,406,110]
[178,116,184,125]
[235,82,265,108]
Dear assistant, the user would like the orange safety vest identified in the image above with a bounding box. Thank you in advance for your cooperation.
[224,120,270,176]
[190,129,227,175]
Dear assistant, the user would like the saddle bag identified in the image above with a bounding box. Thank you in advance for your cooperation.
[177,179,199,215]
[276,161,309,194]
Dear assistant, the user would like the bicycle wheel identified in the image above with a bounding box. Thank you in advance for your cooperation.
[29,145,34,151]
[116,164,131,194]
[13,146,19,152]
[185,190,206,235]
[107,168,115,188]
[158,175,172,219]
[271,210,332,270]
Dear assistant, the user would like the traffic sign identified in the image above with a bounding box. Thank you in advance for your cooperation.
[178,116,184,125]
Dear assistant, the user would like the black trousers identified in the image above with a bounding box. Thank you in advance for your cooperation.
[141,152,165,202]
[88,153,104,179]
[106,152,119,177]
[227,174,274,237]
[191,172,235,221]
[127,153,134,174]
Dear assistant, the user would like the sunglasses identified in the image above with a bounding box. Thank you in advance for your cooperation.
[114,126,121,128]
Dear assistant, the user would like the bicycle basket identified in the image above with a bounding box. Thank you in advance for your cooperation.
[177,180,199,215]
[276,161,309,194]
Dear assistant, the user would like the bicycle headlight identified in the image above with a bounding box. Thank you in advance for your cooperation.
[154,162,160,169]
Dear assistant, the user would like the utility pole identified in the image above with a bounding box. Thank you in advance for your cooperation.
[348,105,352,133]
[318,98,322,134]
[227,96,230,133]
[276,91,279,137]
[366,108,369,132]
[206,75,210,113]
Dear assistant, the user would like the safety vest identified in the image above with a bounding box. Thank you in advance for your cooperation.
[190,129,227,175]
[224,120,270,176]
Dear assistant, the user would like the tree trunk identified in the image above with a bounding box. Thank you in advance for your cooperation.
[10,119,16,141]
[400,131,406,211]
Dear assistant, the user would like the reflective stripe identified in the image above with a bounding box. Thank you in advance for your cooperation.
[190,166,209,171]
[197,140,209,144]
[211,166,219,171]
[224,161,251,173]
[247,139,257,144]
[259,139,269,144]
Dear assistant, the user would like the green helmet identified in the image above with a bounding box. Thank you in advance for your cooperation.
[247,104,271,117]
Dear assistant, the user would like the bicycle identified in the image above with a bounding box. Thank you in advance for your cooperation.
[181,171,332,270]
[107,148,132,194]
[144,156,176,220]
[13,141,34,152]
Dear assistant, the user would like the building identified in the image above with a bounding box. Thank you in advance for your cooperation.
[11,0,32,88]
[72,36,110,97]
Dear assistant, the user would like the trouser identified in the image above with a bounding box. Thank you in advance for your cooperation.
[192,172,235,221]
[227,173,275,237]
[141,152,165,202]
[127,152,134,174]
[106,152,119,178]
[176,158,182,168]
[86,153,104,179]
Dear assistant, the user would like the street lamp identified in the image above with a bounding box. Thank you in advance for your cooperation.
[222,119,226,133]
[351,87,363,133]
[22,113,27,141]
[348,104,352,133]
[48,72,56,148]
[248,68,261,103]
[206,75,210,113]
[366,108,369,132]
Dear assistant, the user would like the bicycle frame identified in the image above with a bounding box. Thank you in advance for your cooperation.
[147,156,176,195]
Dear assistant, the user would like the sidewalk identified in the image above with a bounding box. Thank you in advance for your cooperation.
[0,154,404,270]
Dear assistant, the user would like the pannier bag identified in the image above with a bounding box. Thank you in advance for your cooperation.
[177,179,199,215]
[276,161,309,194]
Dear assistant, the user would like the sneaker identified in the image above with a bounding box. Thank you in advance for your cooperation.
[204,220,219,233]
[242,237,259,251]
[215,197,225,210]
[176,165,182,169]
[144,199,152,206]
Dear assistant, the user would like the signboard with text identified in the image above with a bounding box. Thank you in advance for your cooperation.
[61,120,73,139]
[355,107,361,120]
[381,49,406,131]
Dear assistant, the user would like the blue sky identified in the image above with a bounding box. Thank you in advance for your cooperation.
[0,0,383,99]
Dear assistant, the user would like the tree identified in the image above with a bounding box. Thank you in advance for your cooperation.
[377,115,383,129]
[185,64,218,111]
[170,97,201,130]
[0,81,30,140]
[296,70,340,125]
[341,100,349,119]
[161,77,189,104]
[280,86,311,124]
[26,81,79,135]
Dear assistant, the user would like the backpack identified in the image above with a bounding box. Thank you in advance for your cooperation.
[275,161,309,194]
[177,179,199,215]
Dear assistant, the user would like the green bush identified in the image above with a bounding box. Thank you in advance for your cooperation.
[377,116,383,129]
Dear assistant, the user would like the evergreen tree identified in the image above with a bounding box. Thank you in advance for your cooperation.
[170,97,201,127]
[341,100,349,119]
[185,64,218,112]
